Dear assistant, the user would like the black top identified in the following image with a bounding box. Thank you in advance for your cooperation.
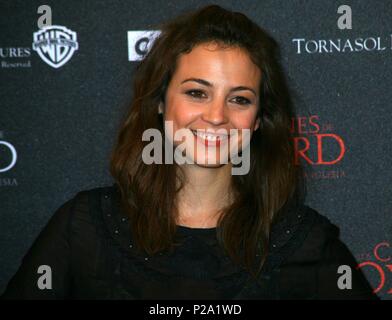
[1,184,378,300]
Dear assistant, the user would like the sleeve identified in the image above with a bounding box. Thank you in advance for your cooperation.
[0,194,78,300]
[316,222,380,300]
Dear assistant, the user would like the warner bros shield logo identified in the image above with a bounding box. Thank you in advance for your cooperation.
[33,25,78,68]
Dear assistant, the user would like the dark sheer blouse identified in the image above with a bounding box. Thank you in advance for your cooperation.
[1,184,378,300]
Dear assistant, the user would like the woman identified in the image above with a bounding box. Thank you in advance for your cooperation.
[2,5,378,300]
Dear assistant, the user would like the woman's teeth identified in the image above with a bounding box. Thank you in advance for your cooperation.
[191,130,228,142]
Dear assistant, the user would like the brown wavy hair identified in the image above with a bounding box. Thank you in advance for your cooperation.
[110,4,305,279]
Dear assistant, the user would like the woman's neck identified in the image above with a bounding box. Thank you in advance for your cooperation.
[175,164,234,228]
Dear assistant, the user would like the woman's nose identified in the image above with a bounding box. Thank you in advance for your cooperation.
[201,100,228,125]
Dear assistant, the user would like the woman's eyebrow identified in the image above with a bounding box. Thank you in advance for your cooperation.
[181,78,257,96]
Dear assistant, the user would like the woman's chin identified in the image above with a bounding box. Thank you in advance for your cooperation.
[187,157,229,168]
[195,162,225,168]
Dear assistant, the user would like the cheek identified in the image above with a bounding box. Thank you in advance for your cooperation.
[231,110,259,130]
[165,103,199,129]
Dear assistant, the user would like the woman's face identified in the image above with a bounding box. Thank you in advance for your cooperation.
[161,41,261,168]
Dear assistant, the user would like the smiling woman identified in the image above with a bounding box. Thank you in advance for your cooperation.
[1,4,378,300]
[160,42,258,174]
[141,122,252,174]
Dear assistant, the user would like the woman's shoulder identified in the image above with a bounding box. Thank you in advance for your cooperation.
[297,204,340,243]
[267,204,350,272]
[69,183,116,202]
[70,182,129,230]
[274,203,363,280]
[267,204,378,299]
[0,185,118,299]
[65,183,118,215]
[295,204,343,252]
[47,184,118,239]
[269,203,338,252]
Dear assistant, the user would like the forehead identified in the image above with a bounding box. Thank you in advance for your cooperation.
[173,42,261,86]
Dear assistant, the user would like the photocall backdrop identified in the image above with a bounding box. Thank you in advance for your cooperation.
[1,0,391,299]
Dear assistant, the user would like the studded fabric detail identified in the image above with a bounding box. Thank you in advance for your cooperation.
[268,203,309,253]
[234,206,317,299]
[97,183,319,299]
[99,184,247,280]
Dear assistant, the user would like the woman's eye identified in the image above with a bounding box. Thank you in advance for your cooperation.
[185,90,206,99]
[231,96,251,105]
[185,90,251,105]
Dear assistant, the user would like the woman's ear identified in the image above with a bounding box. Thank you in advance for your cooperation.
[254,117,261,131]
[158,102,164,114]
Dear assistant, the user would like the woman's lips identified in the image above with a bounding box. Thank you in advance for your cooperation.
[190,129,229,147]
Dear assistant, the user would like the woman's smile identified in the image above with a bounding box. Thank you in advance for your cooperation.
[190,129,229,147]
